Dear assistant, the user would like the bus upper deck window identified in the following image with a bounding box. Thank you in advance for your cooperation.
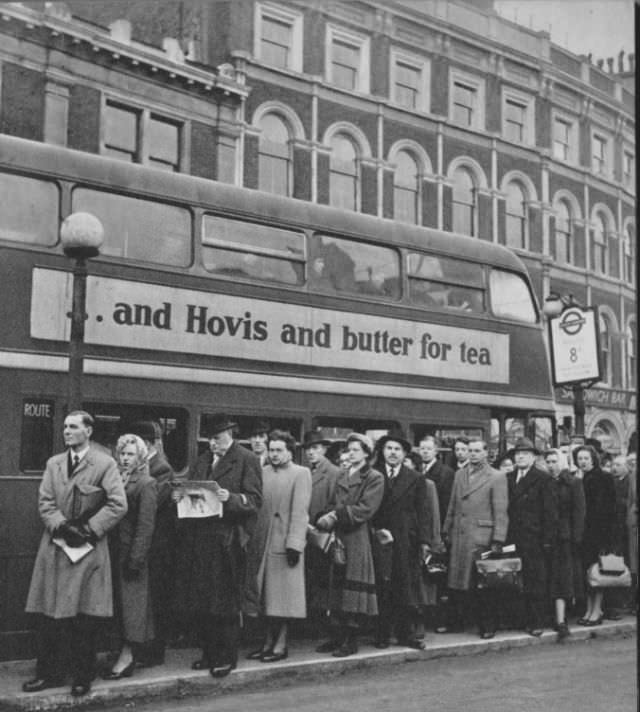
[202,215,304,286]
[72,188,191,267]
[407,253,484,312]
[0,173,59,246]
[311,235,400,299]
[489,269,537,324]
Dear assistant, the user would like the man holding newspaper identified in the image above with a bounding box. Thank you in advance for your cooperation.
[23,410,127,697]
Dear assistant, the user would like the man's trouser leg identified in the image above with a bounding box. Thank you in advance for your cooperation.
[70,615,99,684]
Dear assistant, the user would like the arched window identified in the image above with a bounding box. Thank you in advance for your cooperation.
[592,213,607,274]
[505,181,527,249]
[329,133,359,211]
[258,113,291,196]
[394,150,419,224]
[624,225,635,285]
[554,199,572,264]
[599,313,611,384]
[626,320,636,390]
[452,167,476,236]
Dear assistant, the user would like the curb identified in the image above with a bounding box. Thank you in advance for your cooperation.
[0,618,635,711]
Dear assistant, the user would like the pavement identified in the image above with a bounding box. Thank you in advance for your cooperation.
[0,616,635,712]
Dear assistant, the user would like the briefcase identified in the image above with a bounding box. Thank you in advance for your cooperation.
[475,556,523,592]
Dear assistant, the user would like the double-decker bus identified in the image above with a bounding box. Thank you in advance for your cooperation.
[0,134,554,658]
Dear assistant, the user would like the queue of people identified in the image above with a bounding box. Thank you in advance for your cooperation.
[22,413,637,696]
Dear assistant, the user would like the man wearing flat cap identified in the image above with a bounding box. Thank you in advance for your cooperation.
[173,415,262,677]
[506,437,558,636]
[372,429,431,649]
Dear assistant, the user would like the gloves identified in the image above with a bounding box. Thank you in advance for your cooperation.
[490,541,503,556]
[420,544,432,560]
[56,522,88,548]
[286,548,300,567]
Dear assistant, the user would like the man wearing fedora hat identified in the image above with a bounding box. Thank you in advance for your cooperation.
[372,429,431,649]
[303,429,341,627]
[173,415,262,677]
[506,436,558,636]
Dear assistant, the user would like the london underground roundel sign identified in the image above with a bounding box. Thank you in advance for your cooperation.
[548,306,601,386]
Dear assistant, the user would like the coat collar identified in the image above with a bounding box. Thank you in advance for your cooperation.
[509,464,543,499]
[461,462,492,498]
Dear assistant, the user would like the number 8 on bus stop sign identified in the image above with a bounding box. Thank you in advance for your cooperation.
[548,306,602,387]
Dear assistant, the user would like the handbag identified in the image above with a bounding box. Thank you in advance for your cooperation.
[307,525,335,554]
[422,551,448,583]
[475,556,523,592]
[598,553,627,575]
[331,536,347,567]
[587,558,631,588]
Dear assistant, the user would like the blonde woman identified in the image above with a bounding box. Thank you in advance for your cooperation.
[104,434,157,679]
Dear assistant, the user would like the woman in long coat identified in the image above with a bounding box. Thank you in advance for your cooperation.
[315,433,385,657]
[544,448,585,638]
[246,430,311,662]
[104,434,157,679]
[575,445,616,626]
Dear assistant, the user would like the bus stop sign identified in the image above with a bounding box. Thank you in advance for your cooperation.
[548,305,601,387]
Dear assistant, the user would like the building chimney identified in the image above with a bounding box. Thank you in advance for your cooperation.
[618,50,625,73]
[587,53,593,64]
[596,58,604,69]
[606,57,614,73]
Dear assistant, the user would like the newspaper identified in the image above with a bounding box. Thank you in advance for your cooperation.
[52,537,94,564]
[174,480,224,519]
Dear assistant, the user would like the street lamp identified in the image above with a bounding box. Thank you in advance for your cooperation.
[60,212,104,412]
[542,292,601,445]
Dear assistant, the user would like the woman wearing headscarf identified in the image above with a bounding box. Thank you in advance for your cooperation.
[574,444,615,626]
[314,433,385,657]
[544,448,585,639]
[104,434,157,679]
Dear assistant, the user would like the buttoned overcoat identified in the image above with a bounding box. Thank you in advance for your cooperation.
[328,464,385,616]
[249,462,312,618]
[173,441,262,615]
[117,465,157,643]
[373,465,430,607]
[309,457,341,523]
[443,463,508,590]
[506,465,558,598]
[25,447,127,618]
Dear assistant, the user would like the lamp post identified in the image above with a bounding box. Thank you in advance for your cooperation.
[60,212,104,412]
[543,292,601,445]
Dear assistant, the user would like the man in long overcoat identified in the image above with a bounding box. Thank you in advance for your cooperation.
[173,415,262,677]
[303,429,341,616]
[23,411,127,696]
[419,435,454,525]
[373,430,430,649]
[506,437,558,635]
[131,421,176,665]
[443,439,508,638]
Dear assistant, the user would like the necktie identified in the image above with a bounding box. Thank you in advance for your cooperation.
[71,454,79,473]
[517,469,525,484]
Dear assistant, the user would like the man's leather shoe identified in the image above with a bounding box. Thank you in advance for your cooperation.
[526,627,543,637]
[22,678,63,693]
[332,640,358,657]
[209,663,236,678]
[480,631,495,640]
[261,649,288,663]
[70,681,91,696]
[315,640,341,653]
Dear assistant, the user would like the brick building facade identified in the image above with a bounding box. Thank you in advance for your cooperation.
[0,0,635,452]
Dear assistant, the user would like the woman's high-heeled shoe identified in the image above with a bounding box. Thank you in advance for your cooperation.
[261,648,288,663]
[102,660,135,680]
[246,648,271,661]
[584,615,604,626]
